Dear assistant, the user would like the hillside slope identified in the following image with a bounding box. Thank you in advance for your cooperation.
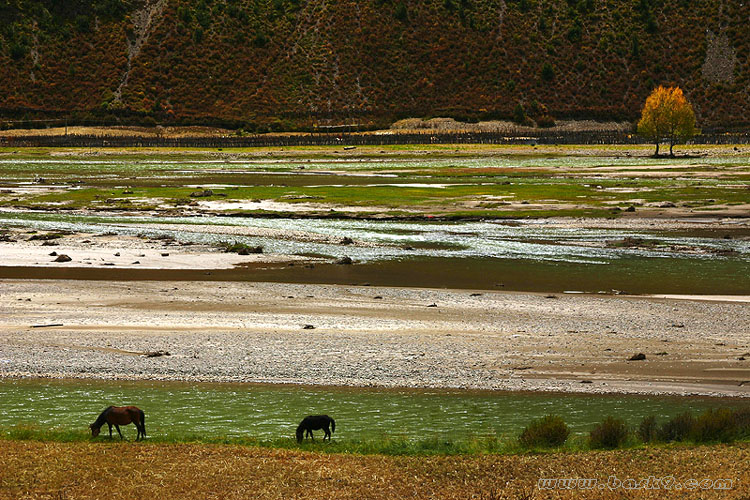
[0,0,748,130]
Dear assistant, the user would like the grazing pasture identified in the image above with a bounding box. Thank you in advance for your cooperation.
[1,441,748,499]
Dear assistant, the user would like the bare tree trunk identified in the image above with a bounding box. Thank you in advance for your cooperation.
[669,139,674,157]
[655,142,659,156]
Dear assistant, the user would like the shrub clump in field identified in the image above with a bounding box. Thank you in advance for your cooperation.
[220,241,263,255]
[638,415,658,443]
[641,408,750,444]
[656,412,694,442]
[733,408,750,438]
[519,415,570,449]
[691,408,737,443]
[589,416,629,449]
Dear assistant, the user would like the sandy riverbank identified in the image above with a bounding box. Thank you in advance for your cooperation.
[1,279,748,397]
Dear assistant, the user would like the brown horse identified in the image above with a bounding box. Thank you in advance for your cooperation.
[89,406,146,441]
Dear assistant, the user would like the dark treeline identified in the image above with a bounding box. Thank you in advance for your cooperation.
[4,131,750,148]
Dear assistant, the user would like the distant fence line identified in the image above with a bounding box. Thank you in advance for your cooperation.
[2,130,750,148]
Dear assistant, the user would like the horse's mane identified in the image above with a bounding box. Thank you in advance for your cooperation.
[92,406,114,428]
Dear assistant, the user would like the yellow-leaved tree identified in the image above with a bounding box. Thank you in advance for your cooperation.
[637,86,697,156]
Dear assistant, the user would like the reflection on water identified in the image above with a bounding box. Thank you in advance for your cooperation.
[0,379,738,439]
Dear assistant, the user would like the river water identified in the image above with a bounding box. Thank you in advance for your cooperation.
[0,379,742,440]
[2,211,749,293]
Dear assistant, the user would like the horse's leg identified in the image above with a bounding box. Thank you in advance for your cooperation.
[115,424,124,439]
[131,411,143,441]
[108,423,113,439]
[324,425,330,441]
[133,418,141,441]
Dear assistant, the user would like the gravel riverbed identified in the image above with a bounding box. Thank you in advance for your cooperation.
[2,279,749,397]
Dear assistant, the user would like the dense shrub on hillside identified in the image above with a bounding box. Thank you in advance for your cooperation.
[519,415,570,448]
[0,0,748,129]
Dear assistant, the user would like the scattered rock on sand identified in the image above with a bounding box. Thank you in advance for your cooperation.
[303,324,315,330]
[144,350,170,358]
[340,237,354,245]
[190,189,214,198]
[629,353,646,361]
[54,254,72,262]
[336,256,353,265]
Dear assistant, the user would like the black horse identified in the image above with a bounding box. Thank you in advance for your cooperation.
[296,415,335,442]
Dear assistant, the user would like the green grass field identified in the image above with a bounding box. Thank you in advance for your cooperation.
[2,146,748,218]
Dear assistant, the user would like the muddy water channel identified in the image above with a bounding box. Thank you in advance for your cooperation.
[2,211,749,294]
[0,379,741,440]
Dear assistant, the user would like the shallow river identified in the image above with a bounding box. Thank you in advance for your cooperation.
[2,211,749,293]
[0,379,744,440]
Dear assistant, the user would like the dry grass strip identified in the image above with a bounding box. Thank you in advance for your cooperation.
[0,441,748,499]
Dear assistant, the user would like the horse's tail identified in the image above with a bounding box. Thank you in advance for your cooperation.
[330,418,335,435]
[139,409,146,436]
[296,423,305,443]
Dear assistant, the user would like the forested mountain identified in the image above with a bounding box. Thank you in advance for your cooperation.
[0,0,747,130]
